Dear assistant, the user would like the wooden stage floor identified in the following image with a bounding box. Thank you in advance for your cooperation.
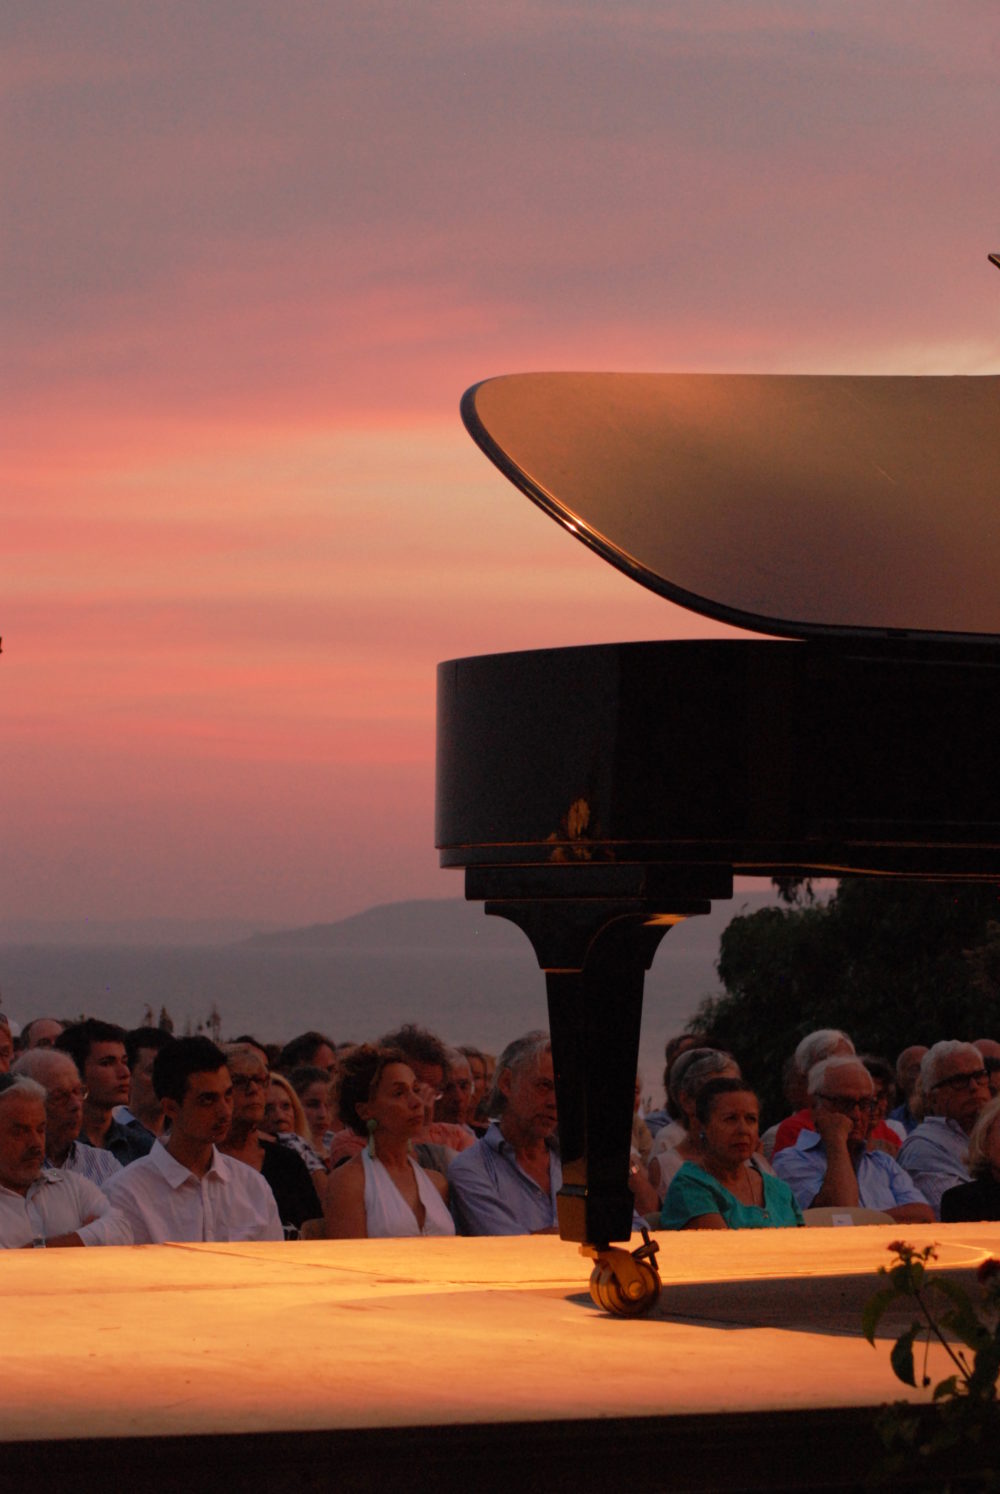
[4,1223,999,1491]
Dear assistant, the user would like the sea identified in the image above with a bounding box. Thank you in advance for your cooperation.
[0,889,789,1097]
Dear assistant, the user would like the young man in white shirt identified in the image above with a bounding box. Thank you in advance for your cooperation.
[105,1037,283,1244]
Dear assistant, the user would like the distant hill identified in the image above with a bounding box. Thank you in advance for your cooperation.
[242,899,529,952]
[0,917,282,948]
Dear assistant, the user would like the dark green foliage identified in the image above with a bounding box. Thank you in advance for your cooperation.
[692,878,1000,1125]
[865,1243,1000,1492]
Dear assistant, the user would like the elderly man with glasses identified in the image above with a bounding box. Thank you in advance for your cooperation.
[898,1042,993,1218]
[772,1056,933,1222]
[12,1048,121,1188]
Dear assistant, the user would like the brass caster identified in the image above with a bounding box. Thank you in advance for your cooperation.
[583,1228,662,1317]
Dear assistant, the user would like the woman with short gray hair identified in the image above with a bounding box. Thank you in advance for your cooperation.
[646,1048,741,1201]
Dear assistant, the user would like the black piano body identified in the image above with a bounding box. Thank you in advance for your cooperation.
[435,372,1000,1308]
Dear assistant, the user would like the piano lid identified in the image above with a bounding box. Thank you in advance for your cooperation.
[461,372,1000,643]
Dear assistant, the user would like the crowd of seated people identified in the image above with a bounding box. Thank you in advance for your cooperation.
[3,1002,1000,1248]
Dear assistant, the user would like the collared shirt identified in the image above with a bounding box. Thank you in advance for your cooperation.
[897,1116,973,1219]
[772,1129,929,1212]
[82,1115,154,1167]
[0,1169,133,1248]
[447,1122,561,1235]
[104,1140,283,1244]
[889,1101,919,1135]
[44,1140,122,1190]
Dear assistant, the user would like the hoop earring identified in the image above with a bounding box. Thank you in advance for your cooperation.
[367,1117,377,1158]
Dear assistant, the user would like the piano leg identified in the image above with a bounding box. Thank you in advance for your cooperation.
[544,915,665,1247]
[483,897,682,1315]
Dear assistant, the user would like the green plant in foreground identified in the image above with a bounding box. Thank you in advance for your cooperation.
[864,1241,1000,1490]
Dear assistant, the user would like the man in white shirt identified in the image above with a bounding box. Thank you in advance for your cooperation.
[0,1074,132,1248]
[105,1037,283,1244]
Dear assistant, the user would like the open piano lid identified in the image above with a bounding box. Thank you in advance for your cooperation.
[461,372,1000,643]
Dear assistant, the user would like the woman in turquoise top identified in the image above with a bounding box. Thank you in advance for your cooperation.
[661,1077,803,1230]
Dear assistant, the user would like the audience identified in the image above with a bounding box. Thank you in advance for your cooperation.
[898,1041,992,1217]
[661,1078,803,1230]
[55,1020,153,1164]
[288,1066,337,1161]
[458,1045,489,1130]
[219,1043,321,1239]
[0,1074,131,1248]
[13,1047,121,1188]
[118,1027,174,1142]
[890,1045,928,1134]
[19,1017,65,1052]
[861,1055,902,1149]
[974,1038,1000,1098]
[323,1045,454,1238]
[448,1036,560,1234]
[772,1056,932,1222]
[378,1024,475,1164]
[276,1031,337,1077]
[646,1048,741,1201]
[264,1070,331,1203]
[6,985,1000,1246]
[105,1037,283,1243]
[941,1095,1000,1222]
[771,1030,856,1155]
[436,1048,477,1137]
[644,1031,710,1137]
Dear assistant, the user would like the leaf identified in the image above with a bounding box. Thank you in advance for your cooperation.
[890,1261,924,1292]
[927,1275,975,1315]
[932,1375,960,1401]
[890,1322,923,1387]
[863,1286,900,1345]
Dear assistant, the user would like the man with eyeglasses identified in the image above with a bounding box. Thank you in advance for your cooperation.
[12,1048,121,1189]
[772,1056,933,1222]
[0,1074,132,1248]
[898,1042,993,1218]
[973,1039,1000,1099]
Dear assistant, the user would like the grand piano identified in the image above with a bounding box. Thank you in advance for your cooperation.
[435,371,1000,1312]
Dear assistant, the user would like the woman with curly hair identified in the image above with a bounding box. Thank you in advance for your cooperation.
[322,1045,455,1238]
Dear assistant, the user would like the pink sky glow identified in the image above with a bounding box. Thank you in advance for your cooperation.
[3,2,999,922]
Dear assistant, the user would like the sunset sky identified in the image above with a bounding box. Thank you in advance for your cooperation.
[4,2,999,925]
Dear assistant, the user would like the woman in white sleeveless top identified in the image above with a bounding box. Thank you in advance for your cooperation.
[323,1045,455,1238]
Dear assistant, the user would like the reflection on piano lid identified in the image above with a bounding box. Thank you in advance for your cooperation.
[461,373,1000,643]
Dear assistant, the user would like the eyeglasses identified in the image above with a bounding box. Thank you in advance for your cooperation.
[47,1086,88,1107]
[817,1093,877,1116]
[931,1068,989,1094]
[231,1073,269,1091]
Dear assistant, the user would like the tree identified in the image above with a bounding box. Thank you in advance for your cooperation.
[692,878,1000,1125]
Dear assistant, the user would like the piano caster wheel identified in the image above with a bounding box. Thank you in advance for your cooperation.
[583,1228,662,1317]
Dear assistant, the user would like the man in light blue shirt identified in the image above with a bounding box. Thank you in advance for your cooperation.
[449,1037,561,1234]
[773,1056,932,1222]
[898,1041,992,1218]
